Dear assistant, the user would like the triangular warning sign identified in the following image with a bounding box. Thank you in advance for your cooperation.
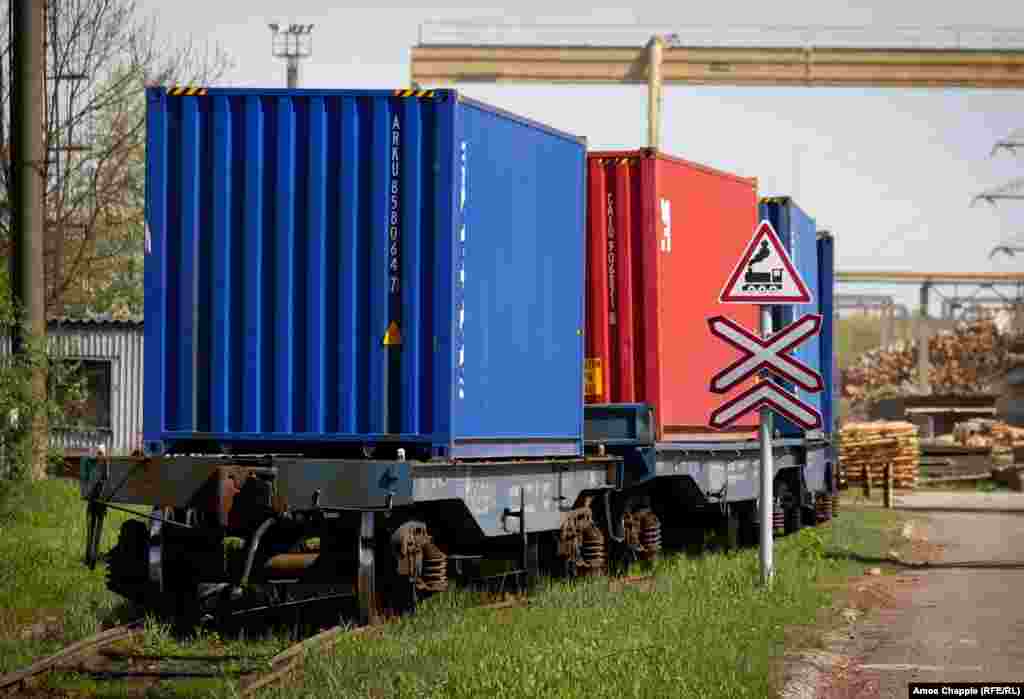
[719,220,812,305]
[382,321,402,346]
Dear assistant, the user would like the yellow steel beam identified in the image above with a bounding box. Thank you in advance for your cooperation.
[410,44,1024,88]
[837,271,1024,284]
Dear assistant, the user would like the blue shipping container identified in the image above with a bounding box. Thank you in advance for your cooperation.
[143,88,586,458]
[817,231,836,435]
[759,197,821,438]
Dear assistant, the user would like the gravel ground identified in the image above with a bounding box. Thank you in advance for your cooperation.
[790,496,1024,698]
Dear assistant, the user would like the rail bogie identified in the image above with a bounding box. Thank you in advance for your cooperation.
[80,409,837,623]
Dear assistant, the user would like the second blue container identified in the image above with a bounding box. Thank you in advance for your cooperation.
[144,87,586,458]
[817,231,836,436]
[759,197,822,438]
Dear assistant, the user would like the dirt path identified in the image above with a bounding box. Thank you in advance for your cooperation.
[820,497,1024,698]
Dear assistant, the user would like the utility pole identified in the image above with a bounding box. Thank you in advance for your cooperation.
[10,0,49,480]
[646,35,664,150]
[269,23,314,88]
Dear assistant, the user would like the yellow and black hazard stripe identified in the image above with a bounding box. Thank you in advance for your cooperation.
[593,157,634,166]
[166,86,208,96]
[392,88,446,100]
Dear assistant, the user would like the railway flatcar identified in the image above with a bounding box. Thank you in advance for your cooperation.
[79,87,837,625]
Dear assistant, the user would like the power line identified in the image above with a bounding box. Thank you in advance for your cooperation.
[972,176,1024,207]
[992,127,1024,157]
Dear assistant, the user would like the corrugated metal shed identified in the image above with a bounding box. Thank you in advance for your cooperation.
[1,316,144,456]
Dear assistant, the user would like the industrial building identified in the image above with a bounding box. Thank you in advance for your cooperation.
[1,316,143,470]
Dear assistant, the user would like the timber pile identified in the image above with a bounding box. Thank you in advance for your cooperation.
[841,320,1020,408]
[952,419,1024,466]
[838,421,920,489]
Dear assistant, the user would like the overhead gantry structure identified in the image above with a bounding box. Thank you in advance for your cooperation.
[410,23,1024,316]
[836,271,1024,318]
[410,23,1024,149]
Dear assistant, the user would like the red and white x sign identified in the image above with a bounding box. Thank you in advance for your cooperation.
[709,382,822,430]
[708,313,824,394]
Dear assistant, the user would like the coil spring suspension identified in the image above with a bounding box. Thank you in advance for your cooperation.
[581,525,607,575]
[419,542,448,593]
[830,494,840,518]
[638,512,662,561]
[815,494,831,523]
[772,502,786,535]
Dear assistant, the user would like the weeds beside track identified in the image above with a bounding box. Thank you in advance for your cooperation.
[1,479,908,698]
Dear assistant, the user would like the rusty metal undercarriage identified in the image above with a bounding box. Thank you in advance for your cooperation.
[556,497,663,577]
[100,468,672,628]
[89,450,840,631]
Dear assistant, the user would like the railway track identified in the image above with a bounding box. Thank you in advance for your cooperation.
[0,617,376,697]
[0,620,145,694]
[0,570,657,697]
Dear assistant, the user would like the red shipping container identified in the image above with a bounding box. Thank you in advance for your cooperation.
[585,149,760,441]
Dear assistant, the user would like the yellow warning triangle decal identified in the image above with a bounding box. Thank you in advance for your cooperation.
[383,321,402,346]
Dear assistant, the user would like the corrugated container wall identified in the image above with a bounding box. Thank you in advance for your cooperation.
[144,88,586,458]
[759,197,822,438]
[585,149,760,440]
[817,231,836,435]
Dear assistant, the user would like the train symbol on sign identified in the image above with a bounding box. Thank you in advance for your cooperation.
[719,220,812,305]
[741,241,784,293]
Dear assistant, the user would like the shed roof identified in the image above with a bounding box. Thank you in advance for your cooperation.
[47,314,143,329]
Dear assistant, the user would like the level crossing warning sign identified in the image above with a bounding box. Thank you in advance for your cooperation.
[708,314,824,395]
[709,219,823,587]
[719,220,812,304]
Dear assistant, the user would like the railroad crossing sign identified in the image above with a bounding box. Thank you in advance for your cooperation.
[719,220,812,304]
[707,313,824,430]
[708,314,824,395]
[709,381,822,431]
[711,219,823,588]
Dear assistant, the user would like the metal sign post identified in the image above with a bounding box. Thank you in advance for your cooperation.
[758,305,774,584]
[714,220,822,587]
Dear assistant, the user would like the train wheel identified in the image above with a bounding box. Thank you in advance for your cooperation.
[775,482,803,536]
[357,512,381,625]
[718,505,741,551]
[736,502,759,548]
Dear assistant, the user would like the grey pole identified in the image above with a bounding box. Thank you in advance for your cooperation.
[10,0,49,480]
[10,0,46,350]
[759,304,774,586]
[286,58,298,88]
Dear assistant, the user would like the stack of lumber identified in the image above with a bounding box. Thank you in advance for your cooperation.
[952,419,1024,466]
[842,320,1020,408]
[838,421,920,489]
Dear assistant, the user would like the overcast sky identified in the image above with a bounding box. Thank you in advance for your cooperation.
[137,0,1024,315]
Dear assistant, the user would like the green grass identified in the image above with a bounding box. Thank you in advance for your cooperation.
[263,507,905,699]
[0,479,909,699]
[0,478,294,696]
[0,476,140,673]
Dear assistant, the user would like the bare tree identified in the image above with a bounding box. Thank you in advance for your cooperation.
[0,0,233,316]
